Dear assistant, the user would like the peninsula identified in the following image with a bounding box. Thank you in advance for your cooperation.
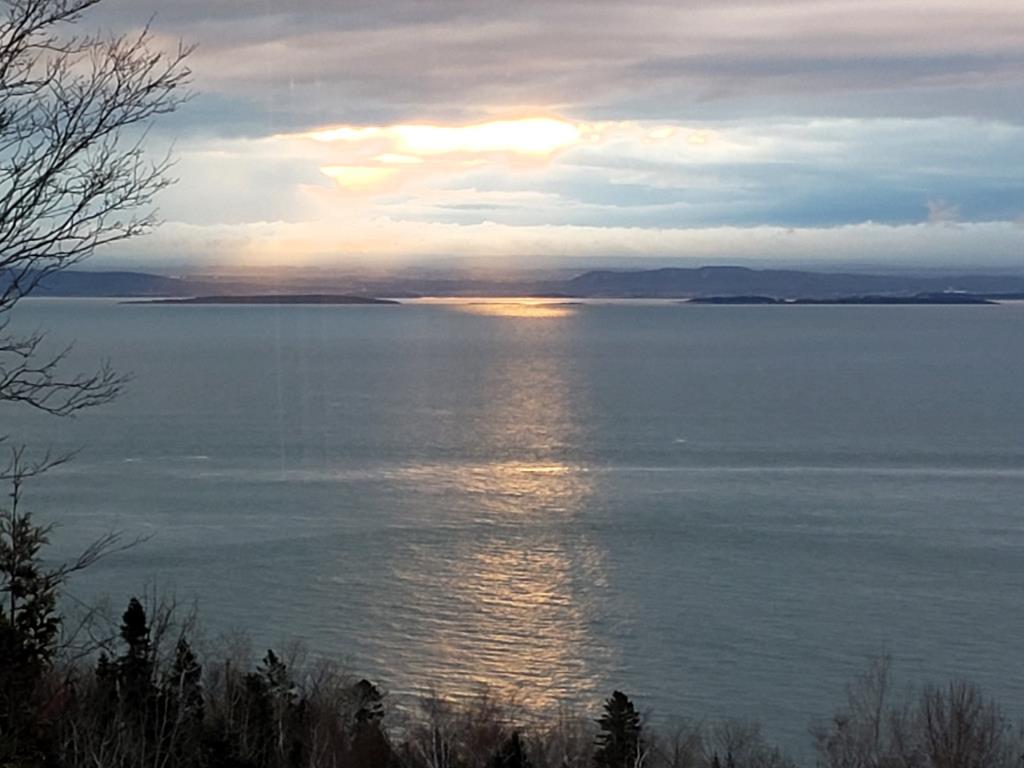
[127,294,400,305]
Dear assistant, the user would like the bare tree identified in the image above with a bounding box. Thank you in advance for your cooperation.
[815,658,1024,768]
[0,0,191,417]
[920,682,1018,768]
[813,656,897,768]
[0,1,189,760]
[0,0,191,636]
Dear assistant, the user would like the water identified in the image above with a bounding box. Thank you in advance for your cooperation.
[7,298,1024,752]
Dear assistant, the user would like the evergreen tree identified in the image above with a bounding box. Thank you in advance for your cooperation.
[155,637,204,768]
[490,731,533,768]
[167,636,204,724]
[259,648,291,697]
[0,479,62,763]
[118,597,155,710]
[165,637,204,738]
[350,679,393,768]
[239,649,306,767]
[594,691,644,768]
[241,666,275,765]
[353,678,385,725]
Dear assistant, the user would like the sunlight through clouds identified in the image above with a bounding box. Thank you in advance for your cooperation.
[303,118,582,155]
[281,117,741,193]
[290,117,585,191]
[320,165,398,190]
[141,115,1024,267]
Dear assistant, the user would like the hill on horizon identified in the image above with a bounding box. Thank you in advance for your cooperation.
[14,265,1024,300]
[564,265,1024,298]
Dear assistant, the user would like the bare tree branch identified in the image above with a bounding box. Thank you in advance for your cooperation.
[0,0,190,417]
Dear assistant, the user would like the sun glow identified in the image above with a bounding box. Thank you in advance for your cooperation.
[306,117,581,157]
[299,117,583,192]
[283,117,736,196]
[393,119,580,156]
[319,165,397,189]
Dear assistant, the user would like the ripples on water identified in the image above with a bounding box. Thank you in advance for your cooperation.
[10,299,1024,752]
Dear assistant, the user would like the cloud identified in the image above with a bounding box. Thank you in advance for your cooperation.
[927,200,961,225]
[302,118,581,155]
[76,1,1024,270]
[98,218,1024,271]
[284,117,584,191]
[147,115,1024,241]
[104,0,1024,136]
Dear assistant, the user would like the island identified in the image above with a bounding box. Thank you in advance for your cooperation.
[688,292,997,305]
[125,294,401,305]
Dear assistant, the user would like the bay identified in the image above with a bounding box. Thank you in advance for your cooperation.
[9,298,1024,752]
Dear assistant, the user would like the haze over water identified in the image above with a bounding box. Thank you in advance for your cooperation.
[15,299,1024,751]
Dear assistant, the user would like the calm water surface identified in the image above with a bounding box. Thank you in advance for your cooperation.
[9,298,1024,751]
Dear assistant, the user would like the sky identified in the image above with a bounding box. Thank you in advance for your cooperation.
[92,0,1024,272]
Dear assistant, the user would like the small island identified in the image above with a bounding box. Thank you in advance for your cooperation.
[126,294,401,305]
[688,292,997,305]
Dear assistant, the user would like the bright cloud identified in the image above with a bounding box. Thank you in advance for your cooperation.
[287,117,585,191]
[320,165,398,190]
[141,114,1024,267]
[305,118,581,155]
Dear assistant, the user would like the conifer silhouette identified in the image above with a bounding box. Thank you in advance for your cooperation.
[490,731,533,768]
[594,691,644,768]
[350,679,393,767]
[168,636,204,723]
[118,597,154,709]
[0,503,61,762]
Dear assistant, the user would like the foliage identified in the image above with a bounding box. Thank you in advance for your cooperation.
[0,477,58,764]
[0,452,126,764]
[6,598,1024,768]
[595,690,645,768]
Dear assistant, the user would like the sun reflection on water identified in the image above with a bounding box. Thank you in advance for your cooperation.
[392,460,591,518]
[451,300,580,319]
[377,313,612,710]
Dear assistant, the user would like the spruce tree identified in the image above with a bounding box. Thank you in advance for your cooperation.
[0,502,60,763]
[167,637,204,724]
[353,678,385,724]
[594,691,644,768]
[118,597,155,710]
[350,679,393,767]
[490,731,533,768]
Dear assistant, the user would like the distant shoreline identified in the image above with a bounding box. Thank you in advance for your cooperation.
[28,293,1020,307]
[25,266,1024,302]
[688,293,998,305]
[124,294,400,306]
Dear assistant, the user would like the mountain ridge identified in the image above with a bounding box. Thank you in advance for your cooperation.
[17,266,1024,300]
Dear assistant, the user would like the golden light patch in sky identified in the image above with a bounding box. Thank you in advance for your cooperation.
[290,118,738,195]
[319,165,397,190]
[305,117,581,157]
[374,153,424,165]
[648,126,676,140]
[688,129,718,145]
[302,117,583,192]
[395,119,580,156]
